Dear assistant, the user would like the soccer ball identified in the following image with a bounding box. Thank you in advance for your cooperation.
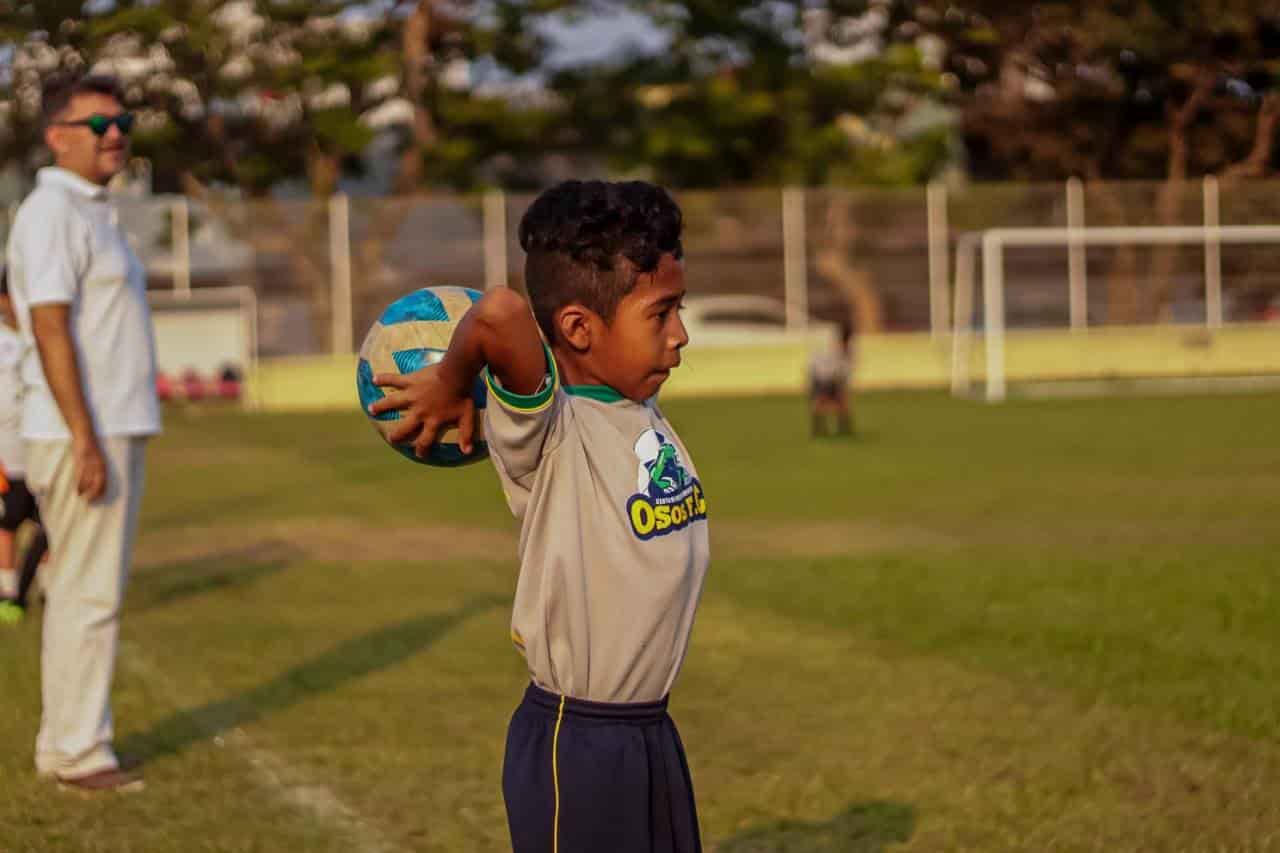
[356,286,488,467]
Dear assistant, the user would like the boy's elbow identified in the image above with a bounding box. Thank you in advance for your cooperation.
[477,286,532,329]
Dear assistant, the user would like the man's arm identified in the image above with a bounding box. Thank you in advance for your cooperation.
[30,305,106,500]
[370,286,546,457]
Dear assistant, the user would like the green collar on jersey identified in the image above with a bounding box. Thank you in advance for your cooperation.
[563,384,626,403]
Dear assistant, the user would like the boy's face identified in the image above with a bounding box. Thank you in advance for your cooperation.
[594,254,689,402]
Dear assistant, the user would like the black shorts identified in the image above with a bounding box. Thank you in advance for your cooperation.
[503,683,702,853]
[810,379,843,401]
[0,478,38,532]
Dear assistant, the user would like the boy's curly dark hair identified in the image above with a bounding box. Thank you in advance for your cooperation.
[518,180,683,343]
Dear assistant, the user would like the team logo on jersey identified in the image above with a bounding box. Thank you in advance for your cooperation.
[626,428,707,540]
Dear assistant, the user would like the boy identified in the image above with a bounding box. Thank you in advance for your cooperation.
[371,181,707,853]
[808,317,855,437]
[0,268,49,624]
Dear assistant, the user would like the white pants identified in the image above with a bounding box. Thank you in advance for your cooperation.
[25,436,147,778]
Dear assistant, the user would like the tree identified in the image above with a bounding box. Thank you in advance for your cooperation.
[0,1,402,196]
[552,1,955,188]
[931,0,1280,319]
[541,2,960,332]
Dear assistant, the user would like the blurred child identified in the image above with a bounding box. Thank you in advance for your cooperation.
[371,181,707,853]
[0,268,48,624]
[808,317,855,438]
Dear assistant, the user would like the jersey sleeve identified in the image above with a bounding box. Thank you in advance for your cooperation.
[10,190,87,307]
[482,343,562,483]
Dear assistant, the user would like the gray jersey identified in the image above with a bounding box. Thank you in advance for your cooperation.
[483,349,710,704]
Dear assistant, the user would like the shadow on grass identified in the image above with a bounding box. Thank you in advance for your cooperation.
[129,543,302,612]
[713,801,916,853]
[118,595,505,763]
[142,489,283,531]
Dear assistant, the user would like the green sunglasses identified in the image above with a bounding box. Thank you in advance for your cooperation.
[55,112,135,137]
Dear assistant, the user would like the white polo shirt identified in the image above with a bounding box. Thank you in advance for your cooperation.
[6,167,160,440]
[0,324,25,475]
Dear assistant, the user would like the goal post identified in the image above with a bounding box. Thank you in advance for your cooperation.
[951,224,1280,401]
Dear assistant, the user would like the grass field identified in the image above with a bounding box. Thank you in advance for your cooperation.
[3,390,1280,852]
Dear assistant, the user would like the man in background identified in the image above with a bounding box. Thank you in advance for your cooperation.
[6,72,160,792]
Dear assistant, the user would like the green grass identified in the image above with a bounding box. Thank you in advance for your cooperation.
[3,391,1280,851]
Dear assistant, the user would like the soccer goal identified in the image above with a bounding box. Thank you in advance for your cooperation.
[149,286,259,409]
[950,225,1280,401]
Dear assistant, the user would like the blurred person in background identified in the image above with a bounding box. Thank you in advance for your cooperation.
[0,267,49,625]
[5,72,159,793]
[808,317,855,438]
[217,363,243,401]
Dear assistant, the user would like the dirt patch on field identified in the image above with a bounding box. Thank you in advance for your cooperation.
[712,519,956,559]
[136,517,962,572]
[136,518,520,570]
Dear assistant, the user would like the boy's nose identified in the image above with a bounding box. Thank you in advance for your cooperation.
[672,313,690,349]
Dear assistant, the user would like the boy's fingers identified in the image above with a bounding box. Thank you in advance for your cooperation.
[413,422,441,458]
[373,373,411,389]
[457,401,476,455]
[368,393,403,416]
[387,414,423,444]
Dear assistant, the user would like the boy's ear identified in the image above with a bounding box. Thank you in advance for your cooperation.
[555,304,594,353]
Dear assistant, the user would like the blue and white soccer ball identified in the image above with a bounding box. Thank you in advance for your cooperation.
[356,286,488,467]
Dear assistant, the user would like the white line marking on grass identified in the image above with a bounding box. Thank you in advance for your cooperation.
[122,642,399,853]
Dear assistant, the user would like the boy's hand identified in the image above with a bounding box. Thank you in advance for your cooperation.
[368,366,478,458]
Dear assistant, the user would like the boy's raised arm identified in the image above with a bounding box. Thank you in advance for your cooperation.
[370,286,546,458]
[443,286,547,397]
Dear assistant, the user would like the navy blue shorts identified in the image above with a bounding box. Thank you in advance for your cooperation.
[503,683,702,853]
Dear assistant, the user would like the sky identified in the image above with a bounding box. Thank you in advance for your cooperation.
[538,7,670,70]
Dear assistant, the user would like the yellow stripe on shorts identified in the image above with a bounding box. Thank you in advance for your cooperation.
[553,694,566,853]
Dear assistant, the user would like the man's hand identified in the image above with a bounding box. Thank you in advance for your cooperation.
[72,434,107,501]
[368,366,478,459]
[31,304,105,496]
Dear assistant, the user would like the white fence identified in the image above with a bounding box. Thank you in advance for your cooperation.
[5,179,1279,376]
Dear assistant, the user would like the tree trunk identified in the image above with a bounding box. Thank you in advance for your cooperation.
[397,0,439,194]
[814,197,884,333]
[1146,72,1215,320]
[1084,166,1143,325]
[1219,92,1280,183]
[307,144,341,198]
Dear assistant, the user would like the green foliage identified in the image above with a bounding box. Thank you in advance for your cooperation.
[35,2,1280,189]
[547,1,956,187]
[310,108,375,155]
